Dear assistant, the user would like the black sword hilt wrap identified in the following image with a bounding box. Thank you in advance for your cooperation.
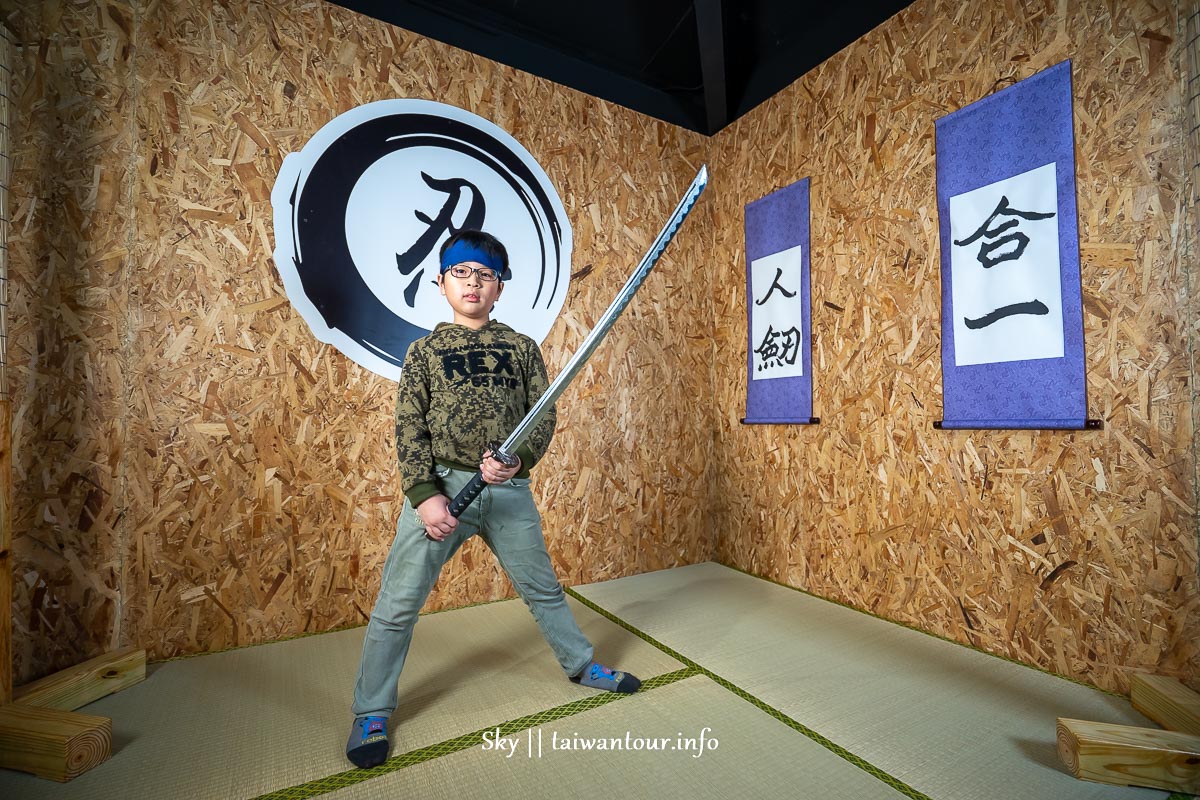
[446,442,517,517]
[424,445,520,540]
[444,472,487,521]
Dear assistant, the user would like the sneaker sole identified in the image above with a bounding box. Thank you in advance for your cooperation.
[347,739,388,769]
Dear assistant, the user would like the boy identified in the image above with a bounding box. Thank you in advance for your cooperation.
[346,229,641,769]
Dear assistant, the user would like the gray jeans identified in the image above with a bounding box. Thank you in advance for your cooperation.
[351,465,594,718]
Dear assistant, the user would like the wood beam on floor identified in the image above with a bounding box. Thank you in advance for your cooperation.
[1132,674,1200,736]
[1056,716,1200,794]
[12,647,145,712]
[0,704,111,782]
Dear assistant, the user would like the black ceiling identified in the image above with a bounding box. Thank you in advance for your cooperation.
[332,0,914,135]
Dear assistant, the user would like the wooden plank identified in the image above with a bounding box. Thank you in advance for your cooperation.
[0,704,111,782]
[12,647,145,712]
[1132,674,1200,735]
[1056,717,1200,794]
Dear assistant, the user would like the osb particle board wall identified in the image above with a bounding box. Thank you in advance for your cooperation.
[6,0,712,683]
[705,0,1199,693]
[6,0,1197,697]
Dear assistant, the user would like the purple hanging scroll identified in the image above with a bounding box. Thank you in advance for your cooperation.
[935,60,1091,430]
[744,178,815,424]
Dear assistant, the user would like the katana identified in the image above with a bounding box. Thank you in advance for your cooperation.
[445,164,709,519]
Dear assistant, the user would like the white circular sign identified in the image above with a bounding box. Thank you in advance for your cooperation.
[271,100,572,380]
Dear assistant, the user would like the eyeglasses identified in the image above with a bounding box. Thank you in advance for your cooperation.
[446,264,500,282]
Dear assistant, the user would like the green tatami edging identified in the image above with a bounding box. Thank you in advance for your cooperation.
[564,585,937,800]
[251,666,698,800]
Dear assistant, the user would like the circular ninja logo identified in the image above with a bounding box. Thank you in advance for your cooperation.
[271,99,572,380]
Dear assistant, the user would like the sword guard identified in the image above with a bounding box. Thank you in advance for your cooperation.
[486,442,519,469]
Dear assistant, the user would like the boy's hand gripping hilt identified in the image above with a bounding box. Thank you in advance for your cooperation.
[443,443,517,519]
[424,445,518,539]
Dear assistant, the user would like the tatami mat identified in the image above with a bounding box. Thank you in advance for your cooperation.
[2,563,1183,799]
[325,675,910,800]
[572,562,1171,800]
[0,595,682,800]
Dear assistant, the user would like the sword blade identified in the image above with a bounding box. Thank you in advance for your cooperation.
[500,164,709,457]
[446,165,708,519]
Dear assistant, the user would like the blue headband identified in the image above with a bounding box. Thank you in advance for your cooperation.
[439,240,507,279]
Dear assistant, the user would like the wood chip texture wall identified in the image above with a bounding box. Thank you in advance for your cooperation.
[706,0,1199,693]
[5,0,711,683]
[5,0,1197,696]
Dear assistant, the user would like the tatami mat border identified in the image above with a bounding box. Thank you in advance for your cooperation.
[136,568,1191,800]
[564,586,932,800]
[250,666,699,800]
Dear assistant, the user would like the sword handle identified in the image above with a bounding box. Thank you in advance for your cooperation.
[447,472,488,519]
[446,444,517,520]
[424,474,487,538]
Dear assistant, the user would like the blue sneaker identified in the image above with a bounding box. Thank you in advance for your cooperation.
[570,660,641,693]
[346,715,389,768]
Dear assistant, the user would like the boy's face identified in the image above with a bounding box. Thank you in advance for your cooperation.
[437,260,505,327]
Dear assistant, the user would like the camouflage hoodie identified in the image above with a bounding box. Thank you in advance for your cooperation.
[395,320,556,507]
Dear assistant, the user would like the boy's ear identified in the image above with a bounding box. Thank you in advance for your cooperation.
[436,272,447,296]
